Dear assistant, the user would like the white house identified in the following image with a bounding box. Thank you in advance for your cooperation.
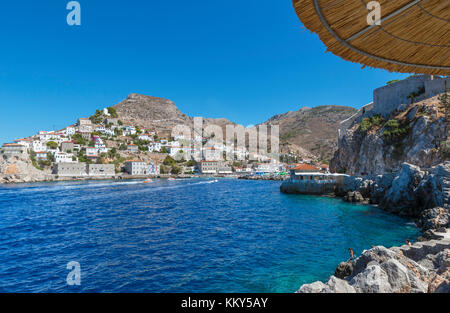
[203,147,221,161]
[35,151,48,160]
[65,127,76,136]
[38,131,60,142]
[123,126,136,136]
[54,152,75,163]
[148,142,162,152]
[103,129,115,137]
[14,138,32,149]
[32,140,47,153]
[86,147,98,157]
[138,134,152,141]
[169,147,191,160]
[96,144,108,154]
[124,160,148,175]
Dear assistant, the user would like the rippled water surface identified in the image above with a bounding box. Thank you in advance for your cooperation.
[0,178,419,292]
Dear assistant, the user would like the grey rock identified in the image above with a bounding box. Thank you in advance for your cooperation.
[420,207,450,231]
[296,281,326,293]
[335,261,353,279]
[350,264,393,293]
[380,259,411,292]
[322,276,356,293]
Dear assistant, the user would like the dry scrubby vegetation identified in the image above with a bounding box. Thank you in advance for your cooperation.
[357,90,450,161]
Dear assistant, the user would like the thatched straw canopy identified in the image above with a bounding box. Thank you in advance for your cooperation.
[293,0,450,75]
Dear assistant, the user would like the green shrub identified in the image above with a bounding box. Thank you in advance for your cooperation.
[360,114,384,133]
[163,156,177,166]
[171,165,182,175]
[441,139,450,159]
[107,107,119,118]
[46,141,58,150]
[383,119,410,143]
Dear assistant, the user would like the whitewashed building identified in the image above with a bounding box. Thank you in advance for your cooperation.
[54,152,75,163]
[32,140,47,153]
[124,160,148,175]
[86,147,98,157]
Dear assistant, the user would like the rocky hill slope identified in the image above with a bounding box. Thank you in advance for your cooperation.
[113,93,241,140]
[0,154,49,183]
[261,106,357,160]
[114,94,355,160]
[331,93,449,175]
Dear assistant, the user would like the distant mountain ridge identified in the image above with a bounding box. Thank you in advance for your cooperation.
[112,93,356,160]
[261,105,358,160]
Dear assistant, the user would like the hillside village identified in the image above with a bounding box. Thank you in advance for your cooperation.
[0,105,332,182]
[2,75,446,183]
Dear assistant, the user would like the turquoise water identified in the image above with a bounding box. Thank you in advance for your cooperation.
[0,178,419,292]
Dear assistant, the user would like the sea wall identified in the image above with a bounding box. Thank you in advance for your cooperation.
[280,180,336,195]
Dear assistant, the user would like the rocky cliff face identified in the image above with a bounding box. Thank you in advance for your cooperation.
[262,105,357,160]
[113,93,238,137]
[338,162,450,218]
[331,94,449,175]
[0,154,49,183]
[113,93,191,133]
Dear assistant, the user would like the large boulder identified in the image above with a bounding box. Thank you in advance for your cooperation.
[380,259,411,292]
[419,207,450,231]
[321,276,355,293]
[380,163,424,216]
[296,281,326,293]
[350,264,392,293]
[343,191,365,203]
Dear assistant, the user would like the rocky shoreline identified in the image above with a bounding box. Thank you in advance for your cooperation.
[297,161,450,293]
[297,229,450,293]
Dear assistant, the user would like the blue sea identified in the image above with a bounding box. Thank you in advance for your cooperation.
[0,178,419,292]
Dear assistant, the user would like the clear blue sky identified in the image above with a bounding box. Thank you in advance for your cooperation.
[0,1,409,145]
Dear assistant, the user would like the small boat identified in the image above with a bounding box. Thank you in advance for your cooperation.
[143,179,153,184]
[168,177,175,181]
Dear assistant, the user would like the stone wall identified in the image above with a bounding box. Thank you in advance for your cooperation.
[372,75,448,117]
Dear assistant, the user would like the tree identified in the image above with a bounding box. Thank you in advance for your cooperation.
[46,141,58,150]
[171,165,182,175]
[71,133,86,145]
[46,152,55,162]
[163,156,177,166]
[160,165,169,174]
[107,107,119,118]
[186,160,196,167]
[90,109,104,124]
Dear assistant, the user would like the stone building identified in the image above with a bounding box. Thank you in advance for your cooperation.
[52,163,87,176]
[60,141,74,153]
[87,164,115,176]
[1,143,26,155]
[198,161,219,174]
[124,160,148,175]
